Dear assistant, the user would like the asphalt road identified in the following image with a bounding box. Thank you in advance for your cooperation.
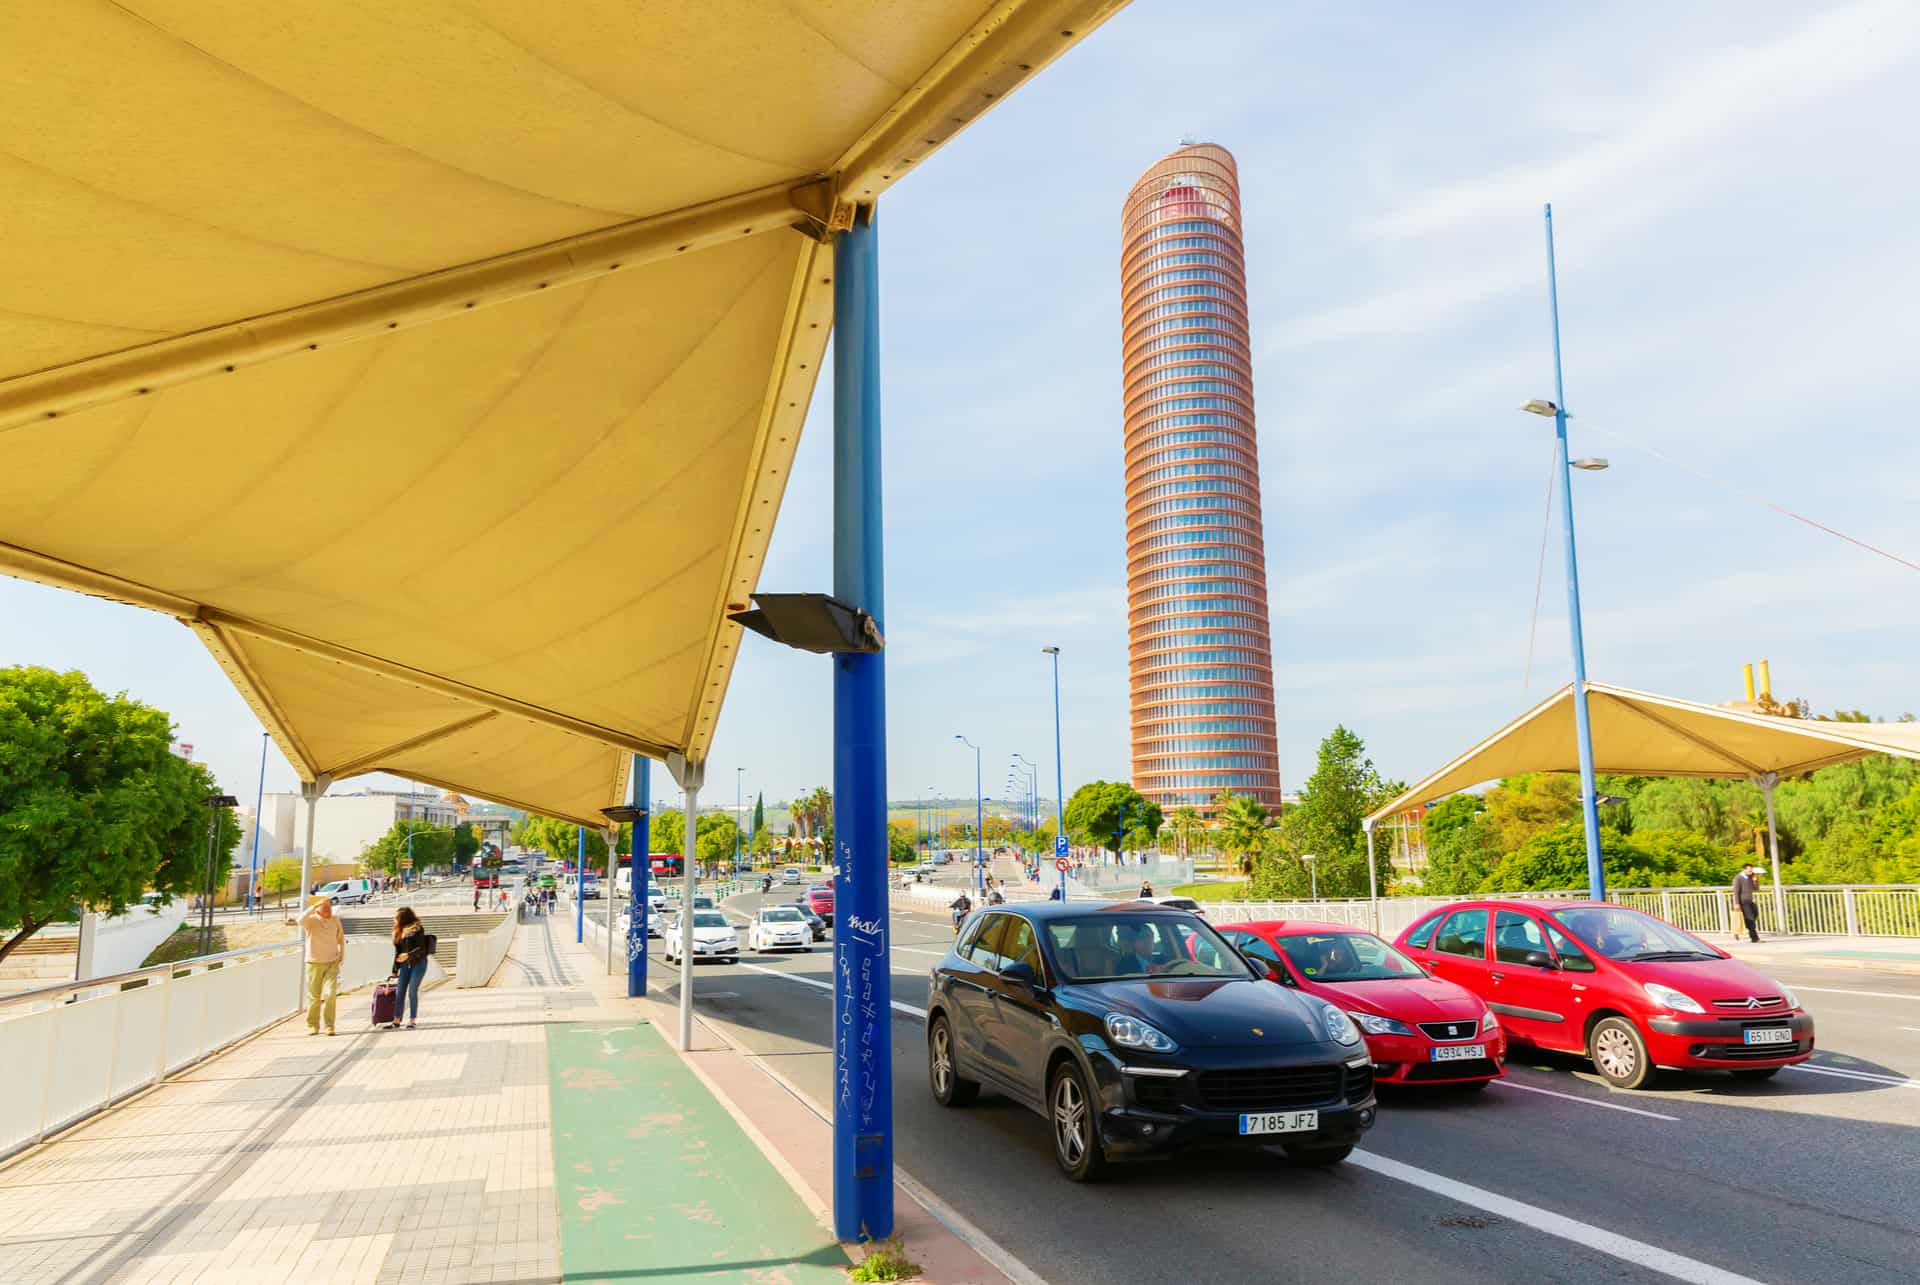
[601,889,1920,1285]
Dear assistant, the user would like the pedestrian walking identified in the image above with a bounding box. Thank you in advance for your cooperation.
[472,884,481,911]
[389,907,433,1030]
[1139,880,1154,899]
[298,895,345,1036]
[1732,863,1761,943]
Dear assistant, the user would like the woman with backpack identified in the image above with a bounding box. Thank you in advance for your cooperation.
[389,907,433,1030]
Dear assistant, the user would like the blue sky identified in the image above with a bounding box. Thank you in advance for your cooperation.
[5,1,1917,815]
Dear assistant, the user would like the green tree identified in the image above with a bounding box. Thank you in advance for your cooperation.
[887,818,917,865]
[753,792,766,839]
[1064,781,1162,858]
[365,819,453,875]
[1256,726,1401,899]
[693,814,739,869]
[1481,824,1738,892]
[1168,805,1203,859]
[517,815,606,868]
[0,667,239,962]
[260,856,303,907]
[451,822,480,869]
[1482,773,1582,852]
[1214,792,1273,875]
[652,808,685,854]
[1421,795,1502,895]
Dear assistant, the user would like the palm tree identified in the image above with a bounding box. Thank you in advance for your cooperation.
[1170,806,1202,859]
[1218,794,1272,876]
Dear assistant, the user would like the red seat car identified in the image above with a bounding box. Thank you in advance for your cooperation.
[1393,899,1813,1089]
[1216,920,1506,1089]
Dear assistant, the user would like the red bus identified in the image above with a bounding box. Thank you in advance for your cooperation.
[648,854,684,879]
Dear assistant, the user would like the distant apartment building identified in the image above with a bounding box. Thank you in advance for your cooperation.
[1122,142,1284,816]
[252,788,464,863]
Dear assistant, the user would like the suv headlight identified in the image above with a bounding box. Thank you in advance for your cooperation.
[1348,1011,1414,1037]
[1312,998,1362,1046]
[1105,1013,1178,1053]
[1643,981,1704,1014]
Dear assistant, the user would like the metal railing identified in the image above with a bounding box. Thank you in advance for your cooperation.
[1180,884,1920,941]
[0,935,390,1161]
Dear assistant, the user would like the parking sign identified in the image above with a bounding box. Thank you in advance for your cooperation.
[1054,835,1069,857]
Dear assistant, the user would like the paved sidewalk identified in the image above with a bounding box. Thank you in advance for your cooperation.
[1721,934,1920,975]
[0,907,1023,1284]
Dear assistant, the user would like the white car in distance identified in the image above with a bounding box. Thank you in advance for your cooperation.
[750,905,813,953]
[663,910,739,964]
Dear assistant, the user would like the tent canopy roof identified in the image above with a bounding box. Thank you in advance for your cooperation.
[1368,682,1920,824]
[0,0,1124,826]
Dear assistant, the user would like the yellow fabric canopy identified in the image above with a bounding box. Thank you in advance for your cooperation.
[1369,682,1920,823]
[0,0,1125,826]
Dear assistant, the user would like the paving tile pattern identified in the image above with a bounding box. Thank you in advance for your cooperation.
[0,913,597,1284]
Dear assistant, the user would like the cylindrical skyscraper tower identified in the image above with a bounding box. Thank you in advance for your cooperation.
[1121,143,1282,816]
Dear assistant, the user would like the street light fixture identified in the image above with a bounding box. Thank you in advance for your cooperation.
[1572,458,1609,471]
[1301,852,1318,901]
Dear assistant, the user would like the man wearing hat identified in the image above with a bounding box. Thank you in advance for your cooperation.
[299,895,346,1035]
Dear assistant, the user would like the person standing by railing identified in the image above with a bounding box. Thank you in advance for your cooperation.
[1732,864,1761,943]
[298,896,344,1036]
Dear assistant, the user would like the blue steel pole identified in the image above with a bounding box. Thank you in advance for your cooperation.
[831,207,892,1243]
[1544,203,1606,902]
[1049,648,1067,900]
[247,732,266,914]
[629,754,650,997]
[575,825,585,943]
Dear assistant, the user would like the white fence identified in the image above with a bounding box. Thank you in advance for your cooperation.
[455,895,523,986]
[0,935,389,1161]
[889,882,1920,941]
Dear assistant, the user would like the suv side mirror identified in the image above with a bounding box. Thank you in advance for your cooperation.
[1521,950,1556,970]
[1000,960,1039,989]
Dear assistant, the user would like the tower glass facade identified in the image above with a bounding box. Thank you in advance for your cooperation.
[1121,144,1282,815]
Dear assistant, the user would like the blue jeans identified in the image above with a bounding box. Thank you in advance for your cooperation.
[393,959,425,1022]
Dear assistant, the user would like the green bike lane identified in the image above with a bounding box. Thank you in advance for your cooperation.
[545,1021,848,1284]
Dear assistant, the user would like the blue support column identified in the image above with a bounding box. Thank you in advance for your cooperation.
[831,206,893,1243]
[629,754,651,997]
[575,825,585,943]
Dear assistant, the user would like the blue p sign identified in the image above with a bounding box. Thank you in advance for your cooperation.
[1054,835,1069,857]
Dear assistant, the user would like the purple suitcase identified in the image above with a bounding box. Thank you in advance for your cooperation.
[371,980,397,1026]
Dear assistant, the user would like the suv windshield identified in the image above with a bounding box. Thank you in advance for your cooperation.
[1272,932,1424,982]
[1044,915,1252,982]
[1552,907,1722,961]
[763,907,803,922]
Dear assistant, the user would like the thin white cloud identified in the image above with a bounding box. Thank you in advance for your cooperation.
[1367,0,1920,242]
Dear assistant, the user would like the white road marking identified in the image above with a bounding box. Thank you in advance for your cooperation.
[1901,1026,1920,1034]
[1349,1151,1764,1285]
[1785,1063,1916,1088]
[892,945,949,958]
[1489,1078,1680,1121]
[737,962,929,1019]
[1789,984,1920,1001]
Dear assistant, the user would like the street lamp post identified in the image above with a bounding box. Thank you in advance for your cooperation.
[1524,202,1606,902]
[1042,646,1068,901]
[1302,853,1318,901]
[200,793,238,956]
[735,767,744,873]
[955,735,983,893]
[246,732,267,915]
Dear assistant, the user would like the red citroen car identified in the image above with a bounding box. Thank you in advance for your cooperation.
[1393,900,1814,1089]
[1217,920,1506,1088]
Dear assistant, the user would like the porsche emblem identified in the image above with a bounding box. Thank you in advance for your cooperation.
[1251,1027,1264,1037]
